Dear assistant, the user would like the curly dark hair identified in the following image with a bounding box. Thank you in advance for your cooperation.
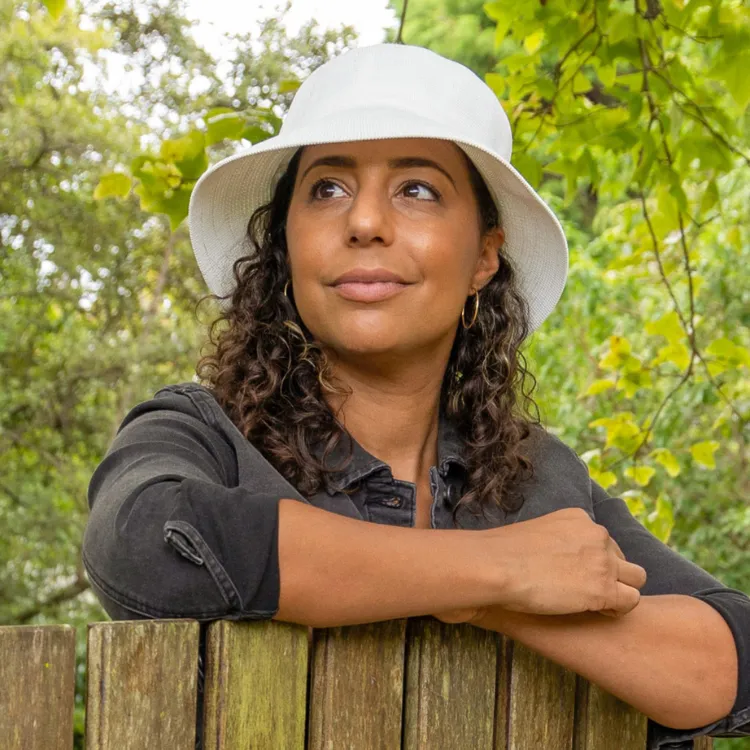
[196,145,542,522]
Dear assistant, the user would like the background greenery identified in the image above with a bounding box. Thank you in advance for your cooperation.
[1,0,747,746]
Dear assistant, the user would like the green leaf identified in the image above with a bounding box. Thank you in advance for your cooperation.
[644,495,674,543]
[706,338,750,367]
[598,64,616,88]
[205,112,246,146]
[579,448,602,467]
[485,73,506,99]
[650,186,680,236]
[494,17,512,50]
[42,0,65,19]
[205,106,235,120]
[589,412,642,451]
[649,448,681,478]
[134,181,191,231]
[590,467,617,490]
[584,378,616,396]
[483,1,505,21]
[606,11,637,45]
[690,441,720,469]
[621,490,647,516]
[162,185,192,231]
[652,342,691,370]
[93,172,132,200]
[624,465,656,487]
[645,311,684,344]
[278,78,301,94]
[711,53,750,111]
[523,29,545,54]
[241,125,274,144]
[512,152,542,189]
[632,130,655,185]
[617,368,651,398]
[160,131,208,180]
[572,72,590,94]
[700,179,720,214]
[598,335,633,370]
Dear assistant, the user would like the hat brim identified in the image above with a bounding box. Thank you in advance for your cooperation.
[188,105,568,333]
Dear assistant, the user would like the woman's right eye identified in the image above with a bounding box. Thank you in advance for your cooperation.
[310,180,346,200]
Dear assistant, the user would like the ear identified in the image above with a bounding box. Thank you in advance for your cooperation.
[470,226,504,292]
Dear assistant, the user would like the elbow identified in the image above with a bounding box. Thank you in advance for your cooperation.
[82,495,232,621]
[647,673,738,730]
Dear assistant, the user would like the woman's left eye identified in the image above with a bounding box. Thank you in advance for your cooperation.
[401,182,440,201]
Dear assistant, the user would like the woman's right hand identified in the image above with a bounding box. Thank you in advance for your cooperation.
[483,507,648,617]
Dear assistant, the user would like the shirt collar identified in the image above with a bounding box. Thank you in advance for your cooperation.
[319,410,468,495]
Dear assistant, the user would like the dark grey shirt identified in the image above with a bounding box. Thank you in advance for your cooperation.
[83,382,750,748]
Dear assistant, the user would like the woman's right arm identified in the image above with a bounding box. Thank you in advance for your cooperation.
[83,390,641,625]
[83,391,497,624]
[275,499,498,627]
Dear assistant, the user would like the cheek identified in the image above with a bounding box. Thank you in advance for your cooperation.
[285,208,327,277]
[420,226,479,296]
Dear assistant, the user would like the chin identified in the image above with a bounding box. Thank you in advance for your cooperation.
[327,329,409,357]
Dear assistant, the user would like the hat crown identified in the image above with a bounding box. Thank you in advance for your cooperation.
[282,44,513,161]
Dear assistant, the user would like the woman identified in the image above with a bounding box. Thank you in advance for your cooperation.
[83,44,750,747]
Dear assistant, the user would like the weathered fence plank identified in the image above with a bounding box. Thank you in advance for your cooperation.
[694,736,714,749]
[85,619,199,750]
[308,619,407,749]
[0,624,76,750]
[506,640,577,750]
[202,619,309,750]
[403,617,500,750]
[573,675,648,750]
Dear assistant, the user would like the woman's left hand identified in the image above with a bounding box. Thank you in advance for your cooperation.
[432,606,487,625]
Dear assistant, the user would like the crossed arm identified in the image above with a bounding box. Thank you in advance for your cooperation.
[470,593,737,730]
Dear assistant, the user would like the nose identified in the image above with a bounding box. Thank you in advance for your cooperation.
[344,179,395,248]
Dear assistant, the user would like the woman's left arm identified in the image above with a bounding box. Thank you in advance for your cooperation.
[468,480,750,739]
[471,593,736,729]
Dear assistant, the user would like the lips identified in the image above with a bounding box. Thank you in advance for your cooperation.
[330,267,411,303]
[332,267,408,285]
[333,281,409,303]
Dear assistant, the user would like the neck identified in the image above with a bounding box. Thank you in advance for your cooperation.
[323,353,446,484]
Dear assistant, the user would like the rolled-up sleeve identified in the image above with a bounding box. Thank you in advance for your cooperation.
[83,391,288,622]
[591,479,750,747]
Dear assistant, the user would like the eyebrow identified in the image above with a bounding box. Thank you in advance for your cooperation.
[299,155,457,189]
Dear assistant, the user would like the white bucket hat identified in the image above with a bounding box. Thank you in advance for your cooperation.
[188,43,568,333]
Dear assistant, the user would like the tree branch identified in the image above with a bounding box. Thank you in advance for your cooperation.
[396,0,409,44]
[2,559,91,626]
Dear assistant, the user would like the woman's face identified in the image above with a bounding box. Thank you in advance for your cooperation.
[285,138,502,363]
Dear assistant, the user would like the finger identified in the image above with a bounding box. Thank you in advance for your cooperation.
[612,581,641,614]
[616,559,648,589]
[609,537,625,560]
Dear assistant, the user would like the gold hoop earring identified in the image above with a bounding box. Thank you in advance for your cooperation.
[461,290,480,330]
[283,280,290,298]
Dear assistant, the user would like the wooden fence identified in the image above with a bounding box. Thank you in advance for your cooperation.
[0,617,714,750]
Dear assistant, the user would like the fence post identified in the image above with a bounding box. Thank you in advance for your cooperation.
[403,617,500,749]
[308,619,407,749]
[85,619,200,750]
[573,675,648,750]
[0,624,76,750]
[202,619,309,749]
[506,640,578,749]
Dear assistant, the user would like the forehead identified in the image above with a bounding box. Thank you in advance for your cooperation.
[297,137,470,175]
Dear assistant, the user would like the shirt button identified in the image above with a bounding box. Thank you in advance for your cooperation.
[382,496,403,508]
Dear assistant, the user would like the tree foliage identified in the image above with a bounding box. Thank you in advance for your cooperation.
[392,0,750,590]
[0,1,353,604]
